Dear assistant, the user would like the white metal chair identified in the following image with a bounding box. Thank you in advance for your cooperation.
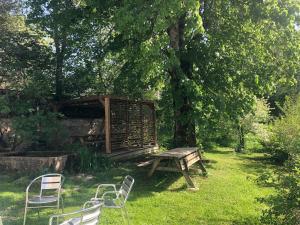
[49,201,102,225]
[91,175,135,225]
[23,173,64,225]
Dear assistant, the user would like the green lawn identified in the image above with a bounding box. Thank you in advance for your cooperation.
[0,147,274,225]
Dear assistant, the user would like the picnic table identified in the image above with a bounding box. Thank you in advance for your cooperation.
[147,147,207,188]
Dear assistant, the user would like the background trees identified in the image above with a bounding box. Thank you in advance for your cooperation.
[88,0,300,148]
[1,0,300,149]
[1,1,300,223]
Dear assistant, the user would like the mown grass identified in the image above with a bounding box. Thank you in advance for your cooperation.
[0,147,274,225]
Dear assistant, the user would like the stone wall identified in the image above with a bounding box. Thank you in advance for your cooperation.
[0,154,69,172]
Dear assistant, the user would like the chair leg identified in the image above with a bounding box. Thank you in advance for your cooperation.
[123,206,130,225]
[60,197,64,213]
[23,204,28,225]
[56,201,60,225]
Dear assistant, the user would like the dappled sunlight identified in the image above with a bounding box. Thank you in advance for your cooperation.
[0,148,277,224]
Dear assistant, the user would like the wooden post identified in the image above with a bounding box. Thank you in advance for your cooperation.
[197,149,207,175]
[175,159,196,188]
[104,97,111,154]
[148,158,161,177]
[152,103,157,145]
[126,100,129,150]
[140,103,144,148]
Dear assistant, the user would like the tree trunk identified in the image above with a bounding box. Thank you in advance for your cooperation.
[168,16,196,147]
[236,124,245,152]
[54,29,66,101]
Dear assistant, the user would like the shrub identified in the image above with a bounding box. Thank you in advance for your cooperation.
[259,96,300,224]
[69,144,114,172]
[259,159,300,225]
[236,98,271,152]
[263,96,300,163]
[12,112,69,151]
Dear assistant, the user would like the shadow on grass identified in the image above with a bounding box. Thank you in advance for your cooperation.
[234,153,280,189]
[232,216,262,225]
[205,148,234,155]
[0,155,211,225]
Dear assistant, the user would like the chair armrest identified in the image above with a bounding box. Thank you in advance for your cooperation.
[94,184,117,199]
[102,191,119,200]
[25,176,42,200]
[49,209,84,225]
[49,202,102,225]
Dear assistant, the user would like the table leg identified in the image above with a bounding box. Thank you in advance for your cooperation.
[175,160,196,188]
[197,151,207,175]
[148,159,161,177]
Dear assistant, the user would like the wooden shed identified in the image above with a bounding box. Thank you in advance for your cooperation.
[56,95,158,159]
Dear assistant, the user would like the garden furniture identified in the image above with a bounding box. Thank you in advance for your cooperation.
[49,201,102,225]
[91,175,134,225]
[23,173,64,225]
[148,147,207,188]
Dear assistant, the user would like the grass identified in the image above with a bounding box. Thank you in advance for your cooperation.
[0,147,275,225]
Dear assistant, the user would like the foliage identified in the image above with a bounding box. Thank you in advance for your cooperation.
[12,111,68,151]
[0,88,69,151]
[70,144,114,172]
[241,98,271,134]
[197,115,237,149]
[2,0,300,148]
[0,96,11,115]
[263,96,300,163]
[0,0,52,91]
[259,96,300,224]
[88,0,300,147]
[196,98,271,150]
[236,98,272,152]
[259,159,300,225]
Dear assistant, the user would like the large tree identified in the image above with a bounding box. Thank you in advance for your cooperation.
[89,0,300,147]
[0,0,51,91]
[25,0,107,99]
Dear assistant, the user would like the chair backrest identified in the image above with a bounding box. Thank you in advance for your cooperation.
[49,203,102,225]
[40,174,63,195]
[79,203,102,225]
[118,175,134,205]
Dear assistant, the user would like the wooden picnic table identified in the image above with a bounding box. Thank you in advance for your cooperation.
[148,147,207,188]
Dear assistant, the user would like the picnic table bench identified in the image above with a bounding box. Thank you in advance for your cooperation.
[147,147,207,188]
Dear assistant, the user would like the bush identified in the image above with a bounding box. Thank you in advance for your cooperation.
[259,159,300,225]
[259,96,300,224]
[12,112,69,151]
[263,96,300,163]
[69,144,114,172]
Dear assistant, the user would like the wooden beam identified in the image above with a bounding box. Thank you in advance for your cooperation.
[175,159,196,188]
[140,103,144,148]
[148,158,161,177]
[156,166,178,172]
[152,103,157,145]
[126,100,129,150]
[104,97,111,154]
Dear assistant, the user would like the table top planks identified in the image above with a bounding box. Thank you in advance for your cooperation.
[153,147,199,159]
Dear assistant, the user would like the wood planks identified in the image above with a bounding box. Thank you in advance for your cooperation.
[108,97,156,153]
[148,147,207,188]
[55,95,157,155]
[104,97,111,153]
